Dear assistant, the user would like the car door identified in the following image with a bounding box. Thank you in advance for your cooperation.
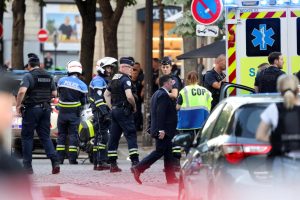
[183,103,226,200]
[219,82,255,101]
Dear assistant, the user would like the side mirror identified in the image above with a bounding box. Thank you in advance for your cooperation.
[172,133,193,148]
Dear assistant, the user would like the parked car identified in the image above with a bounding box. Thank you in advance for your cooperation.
[10,70,67,155]
[173,84,298,200]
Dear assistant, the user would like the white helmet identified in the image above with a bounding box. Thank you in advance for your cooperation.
[67,60,82,74]
[96,57,117,74]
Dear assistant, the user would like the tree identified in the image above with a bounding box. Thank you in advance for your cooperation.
[98,0,137,59]
[11,0,45,69]
[163,0,198,79]
[75,0,97,83]
[11,0,26,69]
[0,0,9,66]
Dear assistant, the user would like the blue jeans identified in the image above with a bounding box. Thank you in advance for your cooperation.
[21,107,58,168]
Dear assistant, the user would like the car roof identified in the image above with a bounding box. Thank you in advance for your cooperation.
[221,94,284,106]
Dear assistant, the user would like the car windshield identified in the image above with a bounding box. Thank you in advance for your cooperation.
[232,104,269,138]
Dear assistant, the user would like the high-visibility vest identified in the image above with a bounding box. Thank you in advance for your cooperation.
[177,84,212,130]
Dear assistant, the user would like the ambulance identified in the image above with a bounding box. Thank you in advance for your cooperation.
[224,0,300,88]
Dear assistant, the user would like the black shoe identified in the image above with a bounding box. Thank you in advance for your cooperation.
[24,167,34,175]
[69,160,78,165]
[52,165,60,174]
[167,177,179,184]
[110,164,122,173]
[131,167,142,184]
[96,162,110,171]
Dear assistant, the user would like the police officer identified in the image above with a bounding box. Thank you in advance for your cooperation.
[160,56,182,169]
[177,71,212,154]
[255,51,285,93]
[89,57,117,170]
[204,54,226,110]
[104,57,139,173]
[56,61,88,164]
[16,54,60,174]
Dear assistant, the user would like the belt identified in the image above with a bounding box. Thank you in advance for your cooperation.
[25,103,44,108]
[112,105,124,109]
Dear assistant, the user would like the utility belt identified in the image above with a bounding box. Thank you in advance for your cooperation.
[112,102,133,116]
[21,102,51,117]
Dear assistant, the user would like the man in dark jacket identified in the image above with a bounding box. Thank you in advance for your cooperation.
[131,75,178,184]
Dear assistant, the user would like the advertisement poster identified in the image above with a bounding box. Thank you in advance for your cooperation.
[42,4,81,51]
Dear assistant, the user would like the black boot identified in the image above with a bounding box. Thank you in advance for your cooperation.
[51,159,60,174]
[110,162,122,173]
[131,166,142,184]
[96,162,110,171]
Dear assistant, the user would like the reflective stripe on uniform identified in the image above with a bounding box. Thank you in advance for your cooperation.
[58,100,82,108]
[172,146,181,153]
[129,148,139,156]
[86,120,95,138]
[69,146,78,152]
[56,145,65,151]
[96,102,107,107]
[108,150,118,157]
[98,143,106,150]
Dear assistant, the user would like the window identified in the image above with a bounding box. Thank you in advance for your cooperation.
[200,103,226,144]
[211,103,234,139]
[232,104,268,138]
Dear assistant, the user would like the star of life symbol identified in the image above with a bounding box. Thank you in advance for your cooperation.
[251,24,275,50]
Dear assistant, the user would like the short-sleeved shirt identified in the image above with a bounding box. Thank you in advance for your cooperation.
[204,68,226,107]
[260,103,279,132]
[20,69,56,91]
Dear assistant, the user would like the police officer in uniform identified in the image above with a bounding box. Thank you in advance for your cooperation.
[160,56,182,170]
[256,75,300,183]
[16,54,60,174]
[104,57,139,173]
[89,57,117,170]
[204,54,226,110]
[56,61,88,164]
[255,52,285,93]
[177,71,212,154]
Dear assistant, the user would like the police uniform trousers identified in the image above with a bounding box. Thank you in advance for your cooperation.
[107,107,139,164]
[21,106,58,169]
[134,135,177,182]
[92,108,109,165]
[56,111,80,162]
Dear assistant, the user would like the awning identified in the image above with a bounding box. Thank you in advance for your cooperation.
[176,40,225,60]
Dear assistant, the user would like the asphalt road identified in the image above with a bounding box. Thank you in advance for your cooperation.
[29,145,179,200]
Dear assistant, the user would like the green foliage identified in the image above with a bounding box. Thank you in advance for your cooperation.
[163,0,191,6]
[1,0,10,12]
[169,10,197,37]
[124,0,137,6]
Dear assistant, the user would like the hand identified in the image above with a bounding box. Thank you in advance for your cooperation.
[16,105,22,117]
[158,131,165,140]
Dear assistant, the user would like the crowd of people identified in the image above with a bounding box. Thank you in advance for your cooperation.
[1,49,300,187]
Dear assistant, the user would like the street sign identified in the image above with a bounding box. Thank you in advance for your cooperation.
[0,23,3,39]
[191,0,223,25]
[37,29,48,43]
[196,25,219,37]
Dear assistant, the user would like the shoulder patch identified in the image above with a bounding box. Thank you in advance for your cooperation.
[126,81,131,86]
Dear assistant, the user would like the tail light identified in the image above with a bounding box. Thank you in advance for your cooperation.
[222,144,272,164]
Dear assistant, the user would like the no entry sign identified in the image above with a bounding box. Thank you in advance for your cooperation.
[191,0,223,25]
[38,29,48,43]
